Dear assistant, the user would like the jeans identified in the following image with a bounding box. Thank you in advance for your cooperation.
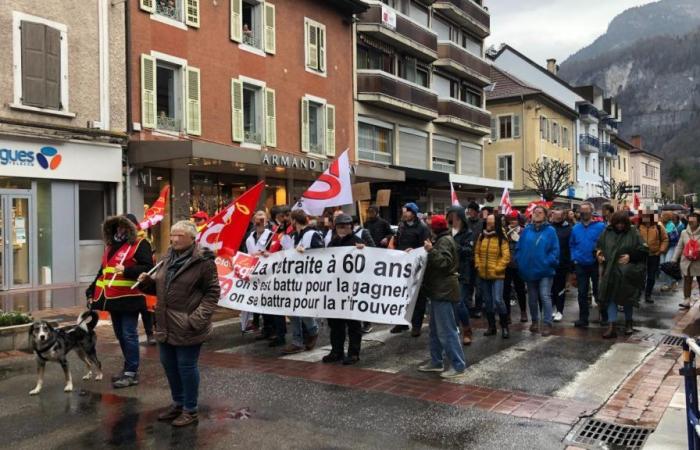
[645,255,661,296]
[429,300,466,372]
[289,316,318,347]
[453,282,472,328]
[552,268,568,314]
[327,319,362,357]
[607,302,633,323]
[575,264,598,323]
[111,311,140,375]
[159,342,202,412]
[503,267,527,317]
[480,279,506,315]
[527,278,554,326]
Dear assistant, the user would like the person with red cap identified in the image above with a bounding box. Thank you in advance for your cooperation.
[418,214,467,378]
[191,211,209,233]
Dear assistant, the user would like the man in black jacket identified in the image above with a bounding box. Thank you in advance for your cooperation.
[447,205,474,346]
[550,209,572,322]
[466,202,484,318]
[364,206,392,248]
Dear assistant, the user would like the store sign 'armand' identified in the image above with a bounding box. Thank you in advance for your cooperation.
[261,151,356,174]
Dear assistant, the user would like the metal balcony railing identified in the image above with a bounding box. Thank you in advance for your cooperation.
[578,104,600,120]
[157,115,180,132]
[244,130,262,145]
[579,133,600,149]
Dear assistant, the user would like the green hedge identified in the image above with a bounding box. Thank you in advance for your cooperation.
[0,311,33,327]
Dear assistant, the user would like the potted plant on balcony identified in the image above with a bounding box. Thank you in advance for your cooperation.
[0,310,34,352]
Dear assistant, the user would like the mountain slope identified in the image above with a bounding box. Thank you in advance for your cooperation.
[561,0,700,67]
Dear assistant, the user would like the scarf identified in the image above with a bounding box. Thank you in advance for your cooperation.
[165,245,195,288]
[482,229,496,237]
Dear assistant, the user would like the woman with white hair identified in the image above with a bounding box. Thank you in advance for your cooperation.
[138,220,220,427]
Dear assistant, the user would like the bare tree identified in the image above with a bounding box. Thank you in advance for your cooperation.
[522,159,573,202]
[599,175,629,204]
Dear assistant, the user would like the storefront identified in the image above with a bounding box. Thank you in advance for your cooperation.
[0,135,122,289]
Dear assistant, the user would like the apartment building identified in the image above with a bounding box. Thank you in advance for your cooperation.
[628,135,662,205]
[0,0,126,292]
[484,66,576,206]
[355,0,509,219]
[611,135,632,185]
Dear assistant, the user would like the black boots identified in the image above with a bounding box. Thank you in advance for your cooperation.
[499,314,510,339]
[484,313,497,336]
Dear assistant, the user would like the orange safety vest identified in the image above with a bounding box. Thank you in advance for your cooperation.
[92,239,144,300]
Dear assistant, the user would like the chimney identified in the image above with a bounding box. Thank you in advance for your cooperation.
[546,58,557,75]
[630,135,643,149]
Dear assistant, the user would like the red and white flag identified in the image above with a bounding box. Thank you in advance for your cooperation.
[140,185,170,230]
[293,149,353,216]
[525,200,553,219]
[450,182,460,206]
[198,181,264,255]
[499,187,512,215]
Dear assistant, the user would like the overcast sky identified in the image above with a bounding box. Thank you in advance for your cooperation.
[485,0,659,66]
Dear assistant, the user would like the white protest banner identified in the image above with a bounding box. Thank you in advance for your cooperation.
[217,247,428,325]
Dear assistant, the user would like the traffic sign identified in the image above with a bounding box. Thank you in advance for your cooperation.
[621,185,641,194]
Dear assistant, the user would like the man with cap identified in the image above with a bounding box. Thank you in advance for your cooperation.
[191,211,209,233]
[390,202,431,335]
[323,213,366,365]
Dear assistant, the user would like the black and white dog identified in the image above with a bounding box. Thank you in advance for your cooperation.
[28,310,103,395]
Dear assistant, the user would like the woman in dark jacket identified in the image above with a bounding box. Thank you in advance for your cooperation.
[446,205,474,346]
[86,215,153,389]
[138,220,220,427]
[323,214,366,365]
[597,211,649,338]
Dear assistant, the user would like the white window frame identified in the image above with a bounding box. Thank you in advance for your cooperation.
[303,94,328,158]
[151,0,188,30]
[150,51,188,136]
[304,17,327,77]
[11,11,73,117]
[238,0,268,57]
[497,154,513,181]
[497,114,514,140]
[358,118,394,164]
[239,75,266,149]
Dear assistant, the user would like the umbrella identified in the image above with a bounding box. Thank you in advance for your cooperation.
[661,204,685,211]
[660,261,682,281]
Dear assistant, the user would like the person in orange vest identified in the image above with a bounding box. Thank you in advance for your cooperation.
[86,215,154,388]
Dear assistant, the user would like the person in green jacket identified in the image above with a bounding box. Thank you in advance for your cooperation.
[417,215,467,379]
[596,211,649,338]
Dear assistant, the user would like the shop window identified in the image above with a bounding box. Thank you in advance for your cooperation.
[305,18,326,74]
[301,97,335,156]
[79,188,105,241]
[230,0,275,54]
[498,155,513,181]
[359,122,393,164]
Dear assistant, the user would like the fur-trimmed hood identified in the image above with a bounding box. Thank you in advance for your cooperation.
[102,215,138,246]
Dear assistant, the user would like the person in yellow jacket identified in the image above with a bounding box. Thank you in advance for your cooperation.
[474,214,511,338]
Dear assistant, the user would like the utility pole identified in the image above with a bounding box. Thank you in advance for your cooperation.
[672,183,676,202]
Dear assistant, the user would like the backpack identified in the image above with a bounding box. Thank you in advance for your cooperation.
[683,236,700,261]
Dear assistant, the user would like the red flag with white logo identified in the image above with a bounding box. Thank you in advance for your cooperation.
[450,182,460,207]
[197,181,264,255]
[293,150,353,216]
[140,185,170,230]
[499,187,512,215]
[525,200,553,219]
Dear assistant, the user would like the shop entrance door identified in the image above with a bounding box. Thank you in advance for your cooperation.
[1,194,33,290]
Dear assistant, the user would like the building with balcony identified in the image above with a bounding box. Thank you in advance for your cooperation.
[484,66,576,206]
[355,0,507,219]
[126,0,408,252]
[611,135,632,186]
[0,0,126,291]
[628,135,663,206]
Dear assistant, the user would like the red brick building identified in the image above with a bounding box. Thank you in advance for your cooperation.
[126,0,402,243]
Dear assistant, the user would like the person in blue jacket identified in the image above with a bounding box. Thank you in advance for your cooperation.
[516,206,560,336]
[569,202,607,328]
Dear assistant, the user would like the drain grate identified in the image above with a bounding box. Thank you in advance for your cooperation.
[569,418,653,449]
[660,334,686,347]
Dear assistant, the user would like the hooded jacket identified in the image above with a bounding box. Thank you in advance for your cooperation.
[597,226,648,307]
[86,215,153,312]
[570,220,606,267]
[516,222,560,281]
[421,231,460,302]
[638,222,669,256]
[447,206,475,283]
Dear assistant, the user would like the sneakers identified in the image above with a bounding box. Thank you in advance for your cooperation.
[418,362,444,372]
[553,312,563,322]
[282,344,305,354]
[440,368,465,379]
[361,323,374,334]
[112,374,138,389]
[110,372,124,383]
[172,411,198,427]
[322,352,344,363]
[158,404,183,422]
[146,334,157,346]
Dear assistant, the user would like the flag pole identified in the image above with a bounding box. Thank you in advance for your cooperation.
[358,201,364,227]
[108,244,132,288]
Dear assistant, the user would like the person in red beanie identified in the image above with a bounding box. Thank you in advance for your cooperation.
[191,211,209,232]
[418,214,467,378]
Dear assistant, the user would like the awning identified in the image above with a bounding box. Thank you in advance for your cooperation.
[449,174,513,190]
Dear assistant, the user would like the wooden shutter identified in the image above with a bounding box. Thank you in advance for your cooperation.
[231,79,244,142]
[265,87,276,147]
[263,2,276,54]
[21,21,47,108]
[185,66,201,136]
[513,114,520,138]
[318,27,325,72]
[490,118,497,140]
[307,22,318,70]
[325,104,335,156]
[140,0,155,13]
[230,0,242,42]
[186,0,200,28]
[140,54,156,129]
[301,98,310,153]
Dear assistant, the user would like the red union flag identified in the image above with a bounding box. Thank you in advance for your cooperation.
[198,181,264,255]
[525,200,553,219]
[140,185,170,230]
[450,182,460,207]
[499,187,512,215]
[293,149,353,216]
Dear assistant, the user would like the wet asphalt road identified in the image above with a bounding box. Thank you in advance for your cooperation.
[0,288,689,449]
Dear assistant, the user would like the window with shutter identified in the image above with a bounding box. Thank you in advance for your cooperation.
[460,143,482,176]
[231,79,244,142]
[513,114,521,139]
[301,98,310,153]
[325,104,335,156]
[185,0,200,28]
[498,155,513,181]
[499,116,512,139]
[231,0,242,42]
[185,66,201,135]
[140,54,157,129]
[265,87,276,147]
[21,21,62,110]
[264,2,275,54]
[307,22,318,70]
[490,118,497,140]
[305,18,326,73]
[432,136,457,173]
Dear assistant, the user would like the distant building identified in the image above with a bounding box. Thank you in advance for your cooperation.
[628,135,663,205]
